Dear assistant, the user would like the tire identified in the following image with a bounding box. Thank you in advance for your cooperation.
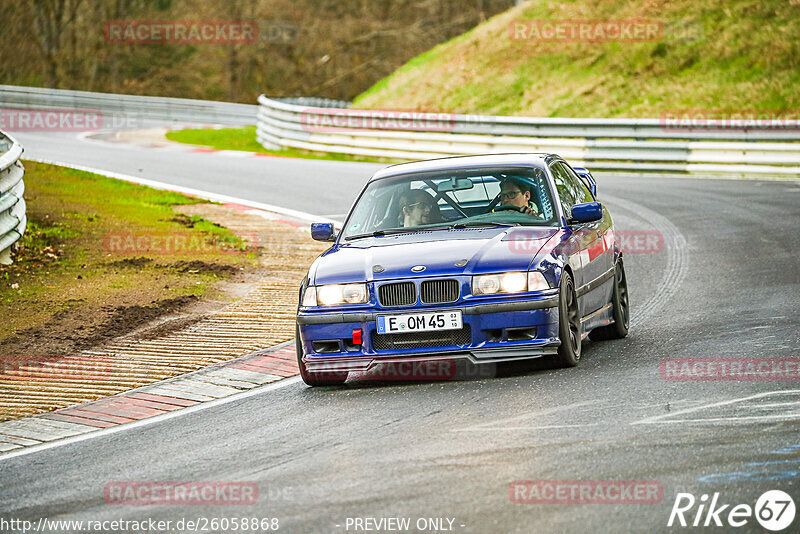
[553,270,581,368]
[588,260,630,341]
[296,325,348,386]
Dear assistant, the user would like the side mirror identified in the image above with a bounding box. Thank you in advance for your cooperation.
[573,167,597,197]
[570,202,603,224]
[311,222,336,242]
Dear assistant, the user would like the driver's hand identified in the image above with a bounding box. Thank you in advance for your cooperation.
[521,206,539,216]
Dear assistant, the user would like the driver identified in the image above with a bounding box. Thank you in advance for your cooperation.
[398,189,442,227]
[498,178,540,216]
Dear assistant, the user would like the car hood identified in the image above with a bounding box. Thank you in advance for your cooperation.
[310,227,559,285]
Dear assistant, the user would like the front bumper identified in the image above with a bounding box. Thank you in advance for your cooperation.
[297,295,561,375]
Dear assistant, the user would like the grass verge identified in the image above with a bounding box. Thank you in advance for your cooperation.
[165,125,397,164]
[353,0,800,118]
[0,161,257,355]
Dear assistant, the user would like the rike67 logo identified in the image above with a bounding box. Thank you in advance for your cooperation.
[668,490,796,531]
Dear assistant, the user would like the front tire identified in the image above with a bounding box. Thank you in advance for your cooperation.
[296,325,348,386]
[553,270,581,368]
[589,260,630,341]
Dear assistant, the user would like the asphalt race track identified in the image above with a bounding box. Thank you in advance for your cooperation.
[12,128,380,217]
[2,127,799,533]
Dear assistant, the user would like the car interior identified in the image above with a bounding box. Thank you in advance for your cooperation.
[345,169,559,238]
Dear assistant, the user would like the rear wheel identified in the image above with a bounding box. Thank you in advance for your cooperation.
[589,260,630,341]
[296,325,348,386]
[553,271,581,368]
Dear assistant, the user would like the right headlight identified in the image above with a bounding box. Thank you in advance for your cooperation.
[304,283,368,306]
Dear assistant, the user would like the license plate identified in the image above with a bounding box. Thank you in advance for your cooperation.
[376,311,462,334]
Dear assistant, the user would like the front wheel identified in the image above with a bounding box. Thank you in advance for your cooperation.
[589,260,630,341]
[296,325,348,386]
[553,271,581,368]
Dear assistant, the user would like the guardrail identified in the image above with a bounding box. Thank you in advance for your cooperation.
[0,130,26,265]
[0,85,258,126]
[257,96,800,177]
[275,97,352,109]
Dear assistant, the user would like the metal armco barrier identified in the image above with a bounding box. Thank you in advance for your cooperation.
[257,95,800,177]
[0,130,26,265]
[275,97,352,109]
[0,85,258,125]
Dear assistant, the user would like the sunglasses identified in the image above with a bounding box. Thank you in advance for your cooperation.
[405,201,433,212]
[499,190,522,201]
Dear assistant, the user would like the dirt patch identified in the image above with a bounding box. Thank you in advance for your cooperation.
[169,213,228,231]
[170,213,197,228]
[94,295,199,344]
[0,295,199,358]
[109,257,153,268]
[109,257,240,274]
[171,259,240,275]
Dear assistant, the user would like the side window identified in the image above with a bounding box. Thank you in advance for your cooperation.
[550,163,579,216]
[559,163,594,203]
[348,186,391,232]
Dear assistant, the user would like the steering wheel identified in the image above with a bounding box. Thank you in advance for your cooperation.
[493,204,526,213]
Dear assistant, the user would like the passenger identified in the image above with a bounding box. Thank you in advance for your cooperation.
[398,189,442,227]
[498,178,540,216]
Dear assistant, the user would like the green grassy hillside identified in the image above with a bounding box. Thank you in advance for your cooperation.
[353,0,800,117]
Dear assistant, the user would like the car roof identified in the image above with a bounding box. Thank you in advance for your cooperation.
[369,153,562,182]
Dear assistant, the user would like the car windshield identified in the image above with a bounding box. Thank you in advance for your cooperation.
[341,166,559,240]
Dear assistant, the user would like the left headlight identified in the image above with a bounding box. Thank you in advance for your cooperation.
[472,272,550,295]
[305,283,368,306]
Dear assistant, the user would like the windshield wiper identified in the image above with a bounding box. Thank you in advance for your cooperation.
[345,221,518,240]
[344,224,455,241]
[344,229,402,241]
[450,221,520,229]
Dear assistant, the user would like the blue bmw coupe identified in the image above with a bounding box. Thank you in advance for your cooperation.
[296,154,629,386]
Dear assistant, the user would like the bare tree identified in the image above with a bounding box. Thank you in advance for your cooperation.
[27,0,84,87]
[1,0,517,101]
